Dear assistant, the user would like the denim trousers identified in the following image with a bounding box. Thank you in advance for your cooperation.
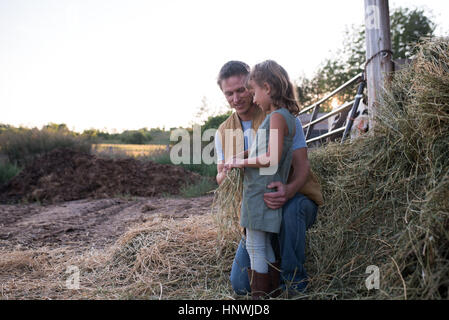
[229,193,318,295]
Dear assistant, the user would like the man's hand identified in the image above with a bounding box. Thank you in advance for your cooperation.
[263,148,310,208]
[264,181,291,210]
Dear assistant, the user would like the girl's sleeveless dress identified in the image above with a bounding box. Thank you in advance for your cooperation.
[240,108,296,234]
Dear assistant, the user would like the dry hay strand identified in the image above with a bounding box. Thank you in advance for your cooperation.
[87,214,234,299]
[0,247,85,300]
[305,37,449,299]
[210,168,243,255]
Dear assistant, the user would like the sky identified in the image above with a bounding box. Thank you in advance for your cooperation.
[1,0,448,133]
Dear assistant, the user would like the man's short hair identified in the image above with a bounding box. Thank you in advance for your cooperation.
[217,61,250,89]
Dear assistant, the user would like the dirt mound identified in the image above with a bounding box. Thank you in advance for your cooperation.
[0,148,201,203]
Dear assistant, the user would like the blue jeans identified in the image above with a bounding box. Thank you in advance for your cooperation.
[229,193,318,295]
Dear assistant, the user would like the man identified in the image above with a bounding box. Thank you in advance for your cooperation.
[215,61,324,296]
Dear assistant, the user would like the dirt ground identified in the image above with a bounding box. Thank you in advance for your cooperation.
[0,148,201,204]
[0,195,214,251]
[0,195,215,299]
[0,149,220,299]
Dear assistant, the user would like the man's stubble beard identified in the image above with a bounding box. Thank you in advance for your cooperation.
[236,102,258,117]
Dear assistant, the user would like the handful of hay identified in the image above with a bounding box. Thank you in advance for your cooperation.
[211,168,244,254]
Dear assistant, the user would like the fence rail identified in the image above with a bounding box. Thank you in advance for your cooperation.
[302,100,355,130]
[299,72,365,146]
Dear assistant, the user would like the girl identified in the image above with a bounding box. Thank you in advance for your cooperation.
[225,60,300,299]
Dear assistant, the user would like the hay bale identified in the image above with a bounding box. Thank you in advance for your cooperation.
[306,37,449,299]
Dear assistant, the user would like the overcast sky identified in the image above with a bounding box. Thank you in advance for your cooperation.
[1,0,448,133]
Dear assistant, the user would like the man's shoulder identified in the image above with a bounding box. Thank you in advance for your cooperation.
[218,112,236,131]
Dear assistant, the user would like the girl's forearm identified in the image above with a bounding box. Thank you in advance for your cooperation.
[236,150,249,159]
[243,153,273,168]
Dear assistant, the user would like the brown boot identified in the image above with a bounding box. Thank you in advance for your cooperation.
[268,261,282,298]
[247,268,271,300]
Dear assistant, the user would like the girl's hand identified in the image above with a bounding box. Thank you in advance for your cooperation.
[224,158,245,170]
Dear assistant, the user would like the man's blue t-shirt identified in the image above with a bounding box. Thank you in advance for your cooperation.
[215,117,307,162]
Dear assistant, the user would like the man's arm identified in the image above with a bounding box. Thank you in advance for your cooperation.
[263,147,310,209]
[215,129,227,185]
[286,147,310,198]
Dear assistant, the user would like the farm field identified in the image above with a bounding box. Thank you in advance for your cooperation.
[92,143,168,157]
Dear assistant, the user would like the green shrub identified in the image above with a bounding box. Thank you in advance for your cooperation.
[0,127,92,165]
[180,163,217,177]
[0,162,21,185]
[119,129,153,145]
[147,151,217,177]
[179,177,216,198]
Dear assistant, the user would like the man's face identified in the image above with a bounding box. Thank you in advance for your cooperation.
[220,74,254,116]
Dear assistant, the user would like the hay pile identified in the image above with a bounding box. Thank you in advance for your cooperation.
[305,37,449,299]
[77,214,235,299]
[0,214,235,300]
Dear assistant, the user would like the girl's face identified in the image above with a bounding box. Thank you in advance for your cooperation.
[248,79,272,112]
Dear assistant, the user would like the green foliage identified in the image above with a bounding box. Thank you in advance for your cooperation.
[119,129,153,145]
[179,177,216,198]
[390,7,436,58]
[146,150,172,164]
[150,110,229,178]
[147,151,218,178]
[0,124,92,165]
[82,128,114,142]
[181,163,217,178]
[297,7,436,111]
[0,161,21,185]
[43,123,70,133]
[82,127,169,145]
[0,124,14,133]
[201,111,232,133]
[147,127,170,145]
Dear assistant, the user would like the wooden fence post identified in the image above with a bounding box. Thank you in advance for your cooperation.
[364,0,393,132]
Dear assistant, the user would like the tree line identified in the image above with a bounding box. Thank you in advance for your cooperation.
[295,7,436,112]
[0,123,167,145]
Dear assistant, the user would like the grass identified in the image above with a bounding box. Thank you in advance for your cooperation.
[179,177,216,198]
[0,127,91,166]
[0,161,21,185]
[146,150,218,178]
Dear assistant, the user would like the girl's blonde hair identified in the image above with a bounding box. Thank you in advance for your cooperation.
[250,60,300,116]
